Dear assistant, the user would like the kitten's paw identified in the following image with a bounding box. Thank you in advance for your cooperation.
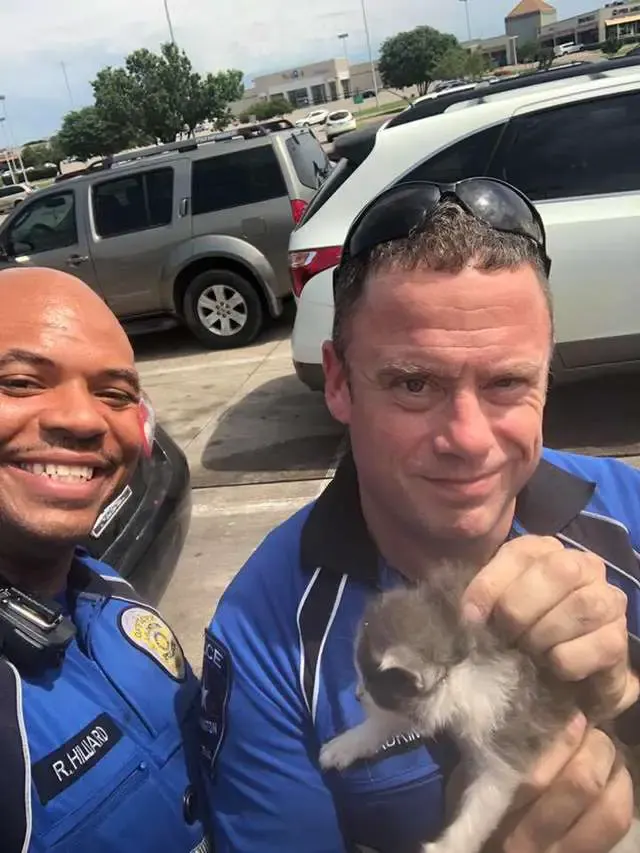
[319,734,360,771]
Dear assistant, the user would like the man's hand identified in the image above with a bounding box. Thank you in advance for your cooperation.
[461,535,639,720]
[484,715,635,853]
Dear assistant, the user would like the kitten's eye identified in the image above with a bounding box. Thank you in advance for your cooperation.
[376,666,420,698]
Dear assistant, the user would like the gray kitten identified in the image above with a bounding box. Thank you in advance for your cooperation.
[320,562,640,853]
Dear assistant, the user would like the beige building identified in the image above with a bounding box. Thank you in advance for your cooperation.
[462,33,520,66]
[230,57,383,115]
[539,2,640,47]
[506,0,558,44]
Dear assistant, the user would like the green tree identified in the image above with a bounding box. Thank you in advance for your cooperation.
[432,47,470,82]
[93,42,244,144]
[518,40,541,63]
[21,142,50,169]
[379,26,459,95]
[47,135,67,173]
[536,45,555,70]
[56,106,137,161]
[239,96,292,122]
[465,51,491,78]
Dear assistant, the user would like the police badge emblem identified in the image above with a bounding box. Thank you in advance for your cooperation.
[119,607,186,681]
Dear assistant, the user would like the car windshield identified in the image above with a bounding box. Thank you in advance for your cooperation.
[330,112,350,120]
[285,132,332,190]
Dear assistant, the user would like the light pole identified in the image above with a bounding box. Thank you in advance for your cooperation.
[163,0,177,45]
[338,32,349,64]
[0,98,27,184]
[459,0,472,42]
[360,0,379,106]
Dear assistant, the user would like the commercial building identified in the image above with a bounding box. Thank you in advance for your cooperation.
[538,1,640,47]
[231,58,383,116]
[505,0,557,44]
[461,34,520,66]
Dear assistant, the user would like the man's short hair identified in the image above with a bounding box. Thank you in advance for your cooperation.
[332,199,553,361]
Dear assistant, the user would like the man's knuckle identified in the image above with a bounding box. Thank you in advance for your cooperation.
[565,760,607,801]
[549,551,584,588]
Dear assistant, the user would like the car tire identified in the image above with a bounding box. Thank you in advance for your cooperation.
[183,269,264,350]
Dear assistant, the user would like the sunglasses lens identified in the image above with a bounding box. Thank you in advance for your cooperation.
[348,183,442,259]
[456,179,545,245]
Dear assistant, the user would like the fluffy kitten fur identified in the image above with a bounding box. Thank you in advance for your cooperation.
[319,562,640,853]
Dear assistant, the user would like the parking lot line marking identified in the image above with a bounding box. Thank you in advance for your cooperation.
[191,496,318,517]
[138,353,290,379]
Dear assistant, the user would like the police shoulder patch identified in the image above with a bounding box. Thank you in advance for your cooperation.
[119,606,186,682]
[199,630,232,775]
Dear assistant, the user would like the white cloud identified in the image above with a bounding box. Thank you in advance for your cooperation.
[0,0,594,141]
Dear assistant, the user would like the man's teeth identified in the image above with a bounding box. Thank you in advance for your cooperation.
[17,463,95,481]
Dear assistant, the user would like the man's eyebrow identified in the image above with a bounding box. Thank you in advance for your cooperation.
[0,349,140,392]
[102,368,140,393]
[0,349,55,370]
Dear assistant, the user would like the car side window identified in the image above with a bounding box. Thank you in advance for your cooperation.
[92,167,173,238]
[0,186,23,198]
[6,191,78,255]
[191,146,287,215]
[402,123,506,184]
[488,92,640,201]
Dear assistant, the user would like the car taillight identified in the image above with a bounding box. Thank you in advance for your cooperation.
[290,198,308,224]
[289,246,342,297]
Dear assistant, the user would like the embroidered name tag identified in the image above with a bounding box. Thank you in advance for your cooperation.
[32,713,122,804]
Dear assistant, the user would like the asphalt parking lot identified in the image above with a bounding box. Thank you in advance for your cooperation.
[134,306,640,671]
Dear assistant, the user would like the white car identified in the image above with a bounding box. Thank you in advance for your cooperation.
[325,110,357,141]
[289,56,640,391]
[295,110,329,128]
[0,183,33,215]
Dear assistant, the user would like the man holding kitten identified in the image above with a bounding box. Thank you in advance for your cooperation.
[201,179,640,853]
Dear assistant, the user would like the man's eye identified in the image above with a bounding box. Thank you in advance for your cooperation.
[0,377,42,392]
[402,377,427,394]
[97,390,138,406]
[491,377,526,390]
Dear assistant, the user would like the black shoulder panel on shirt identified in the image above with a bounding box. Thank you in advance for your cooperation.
[298,569,347,716]
[0,658,31,853]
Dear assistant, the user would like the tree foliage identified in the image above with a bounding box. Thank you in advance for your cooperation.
[432,46,490,81]
[56,106,139,161]
[20,143,51,169]
[238,96,292,123]
[92,42,244,144]
[379,26,459,95]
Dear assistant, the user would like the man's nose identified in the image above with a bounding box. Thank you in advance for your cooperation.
[38,383,109,441]
[433,390,495,459]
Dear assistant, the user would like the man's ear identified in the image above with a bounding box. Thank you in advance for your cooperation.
[322,340,351,426]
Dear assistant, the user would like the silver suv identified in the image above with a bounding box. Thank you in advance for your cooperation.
[0,127,331,349]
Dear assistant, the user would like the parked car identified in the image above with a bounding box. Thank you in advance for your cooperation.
[295,110,329,127]
[325,110,358,141]
[289,54,640,390]
[0,127,331,350]
[0,183,33,214]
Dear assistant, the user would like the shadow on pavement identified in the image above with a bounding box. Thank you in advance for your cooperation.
[195,374,344,488]
[131,300,296,364]
[544,374,640,457]
[194,372,640,488]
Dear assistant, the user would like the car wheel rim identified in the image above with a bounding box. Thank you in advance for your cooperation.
[196,284,248,336]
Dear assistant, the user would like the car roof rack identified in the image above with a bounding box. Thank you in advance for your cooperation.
[53,118,299,180]
[386,53,640,129]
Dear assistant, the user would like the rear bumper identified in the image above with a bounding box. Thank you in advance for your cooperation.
[293,360,325,391]
[100,425,192,606]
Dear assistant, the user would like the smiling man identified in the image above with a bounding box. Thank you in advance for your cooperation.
[202,180,640,853]
[0,267,210,853]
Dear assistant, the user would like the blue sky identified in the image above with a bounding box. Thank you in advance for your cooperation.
[1,0,600,143]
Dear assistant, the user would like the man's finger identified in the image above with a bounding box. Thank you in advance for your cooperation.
[555,762,635,853]
[521,583,628,655]
[546,618,630,682]
[505,728,617,852]
[461,535,563,623]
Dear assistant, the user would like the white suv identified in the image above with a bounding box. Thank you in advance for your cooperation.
[289,58,640,390]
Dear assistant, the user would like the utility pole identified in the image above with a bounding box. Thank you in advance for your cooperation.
[60,61,74,109]
[459,0,472,42]
[360,0,379,106]
[163,0,177,45]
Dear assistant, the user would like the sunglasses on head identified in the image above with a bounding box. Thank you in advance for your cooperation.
[338,177,551,279]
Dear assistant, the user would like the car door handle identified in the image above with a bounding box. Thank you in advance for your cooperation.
[179,198,190,217]
[66,254,89,267]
